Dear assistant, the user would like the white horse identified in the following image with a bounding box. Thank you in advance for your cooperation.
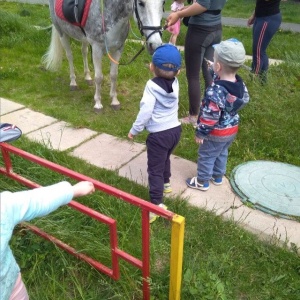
[43,0,165,112]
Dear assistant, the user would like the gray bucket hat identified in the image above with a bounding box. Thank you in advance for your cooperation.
[213,38,246,67]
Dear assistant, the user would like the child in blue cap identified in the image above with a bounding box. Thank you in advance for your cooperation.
[128,44,182,223]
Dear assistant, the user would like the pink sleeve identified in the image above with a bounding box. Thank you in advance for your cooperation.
[171,2,177,11]
[171,2,183,12]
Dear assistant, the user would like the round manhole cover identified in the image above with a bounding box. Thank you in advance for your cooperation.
[230,161,300,220]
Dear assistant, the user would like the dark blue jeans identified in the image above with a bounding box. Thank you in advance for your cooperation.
[252,13,282,74]
[146,126,181,205]
[197,137,235,183]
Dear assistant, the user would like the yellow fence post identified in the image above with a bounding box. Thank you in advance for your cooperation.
[169,214,185,300]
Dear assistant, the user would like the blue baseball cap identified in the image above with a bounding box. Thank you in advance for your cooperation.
[152,44,181,72]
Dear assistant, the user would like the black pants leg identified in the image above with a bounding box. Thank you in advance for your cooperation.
[185,24,222,116]
[146,126,181,205]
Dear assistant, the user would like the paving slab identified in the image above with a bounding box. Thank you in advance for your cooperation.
[1,98,299,253]
[1,108,58,134]
[181,177,242,215]
[26,121,97,151]
[167,155,200,196]
[221,16,300,33]
[70,133,146,170]
[0,98,25,115]
[119,151,245,216]
[222,205,300,250]
[118,153,196,196]
[118,151,148,186]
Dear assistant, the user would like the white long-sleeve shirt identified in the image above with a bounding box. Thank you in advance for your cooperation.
[0,181,74,300]
[129,77,181,135]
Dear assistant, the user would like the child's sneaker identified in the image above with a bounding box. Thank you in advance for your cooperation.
[211,177,223,186]
[186,177,209,191]
[149,203,168,224]
[163,183,172,193]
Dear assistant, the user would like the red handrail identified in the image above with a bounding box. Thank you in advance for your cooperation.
[0,142,176,299]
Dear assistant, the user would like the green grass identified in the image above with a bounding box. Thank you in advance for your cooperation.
[165,0,300,23]
[2,138,300,299]
[222,0,300,23]
[1,3,300,172]
[1,3,300,299]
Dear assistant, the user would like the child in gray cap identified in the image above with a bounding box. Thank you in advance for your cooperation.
[186,38,250,191]
[128,44,182,223]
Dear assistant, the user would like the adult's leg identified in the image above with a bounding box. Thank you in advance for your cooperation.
[185,25,204,116]
[185,24,222,116]
[202,25,222,90]
[252,13,282,74]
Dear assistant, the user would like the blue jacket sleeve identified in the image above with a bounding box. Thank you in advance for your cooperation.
[3,181,74,226]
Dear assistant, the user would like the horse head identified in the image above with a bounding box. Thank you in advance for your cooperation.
[133,0,164,54]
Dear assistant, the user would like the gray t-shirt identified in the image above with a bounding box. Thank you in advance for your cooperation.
[189,0,227,26]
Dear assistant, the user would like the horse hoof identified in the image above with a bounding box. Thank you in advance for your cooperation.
[111,104,121,111]
[86,80,94,86]
[94,107,103,114]
[70,85,77,91]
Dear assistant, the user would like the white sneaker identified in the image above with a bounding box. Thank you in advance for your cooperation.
[163,183,172,193]
[149,203,168,224]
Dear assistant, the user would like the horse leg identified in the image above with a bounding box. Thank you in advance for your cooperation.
[59,34,77,91]
[91,44,104,113]
[109,50,122,110]
[82,41,93,86]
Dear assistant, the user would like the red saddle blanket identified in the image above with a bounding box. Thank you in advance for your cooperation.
[55,0,92,27]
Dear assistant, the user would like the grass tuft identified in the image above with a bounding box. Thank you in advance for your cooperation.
[1,2,300,299]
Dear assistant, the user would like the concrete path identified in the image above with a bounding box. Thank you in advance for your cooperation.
[221,17,300,33]
[4,0,300,33]
[162,13,300,33]
[1,97,299,254]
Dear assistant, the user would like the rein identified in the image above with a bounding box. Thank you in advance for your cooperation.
[133,0,163,42]
[100,0,164,65]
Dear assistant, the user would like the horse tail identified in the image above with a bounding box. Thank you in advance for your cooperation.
[42,25,64,71]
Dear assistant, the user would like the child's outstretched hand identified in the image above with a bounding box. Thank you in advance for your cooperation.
[204,57,213,68]
[166,12,180,27]
[72,181,95,197]
[128,132,134,140]
[195,136,203,144]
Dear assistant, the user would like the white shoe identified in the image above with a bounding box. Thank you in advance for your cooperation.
[149,203,168,224]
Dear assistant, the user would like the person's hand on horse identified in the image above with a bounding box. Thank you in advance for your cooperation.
[167,12,180,27]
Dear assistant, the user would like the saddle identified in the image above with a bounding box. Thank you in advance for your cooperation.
[55,0,92,27]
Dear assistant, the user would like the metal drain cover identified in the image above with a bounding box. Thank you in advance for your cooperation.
[230,161,300,220]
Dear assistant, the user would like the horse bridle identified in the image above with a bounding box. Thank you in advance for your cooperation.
[133,0,164,41]
[102,0,165,66]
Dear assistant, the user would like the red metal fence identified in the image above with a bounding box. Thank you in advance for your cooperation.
[0,143,183,299]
